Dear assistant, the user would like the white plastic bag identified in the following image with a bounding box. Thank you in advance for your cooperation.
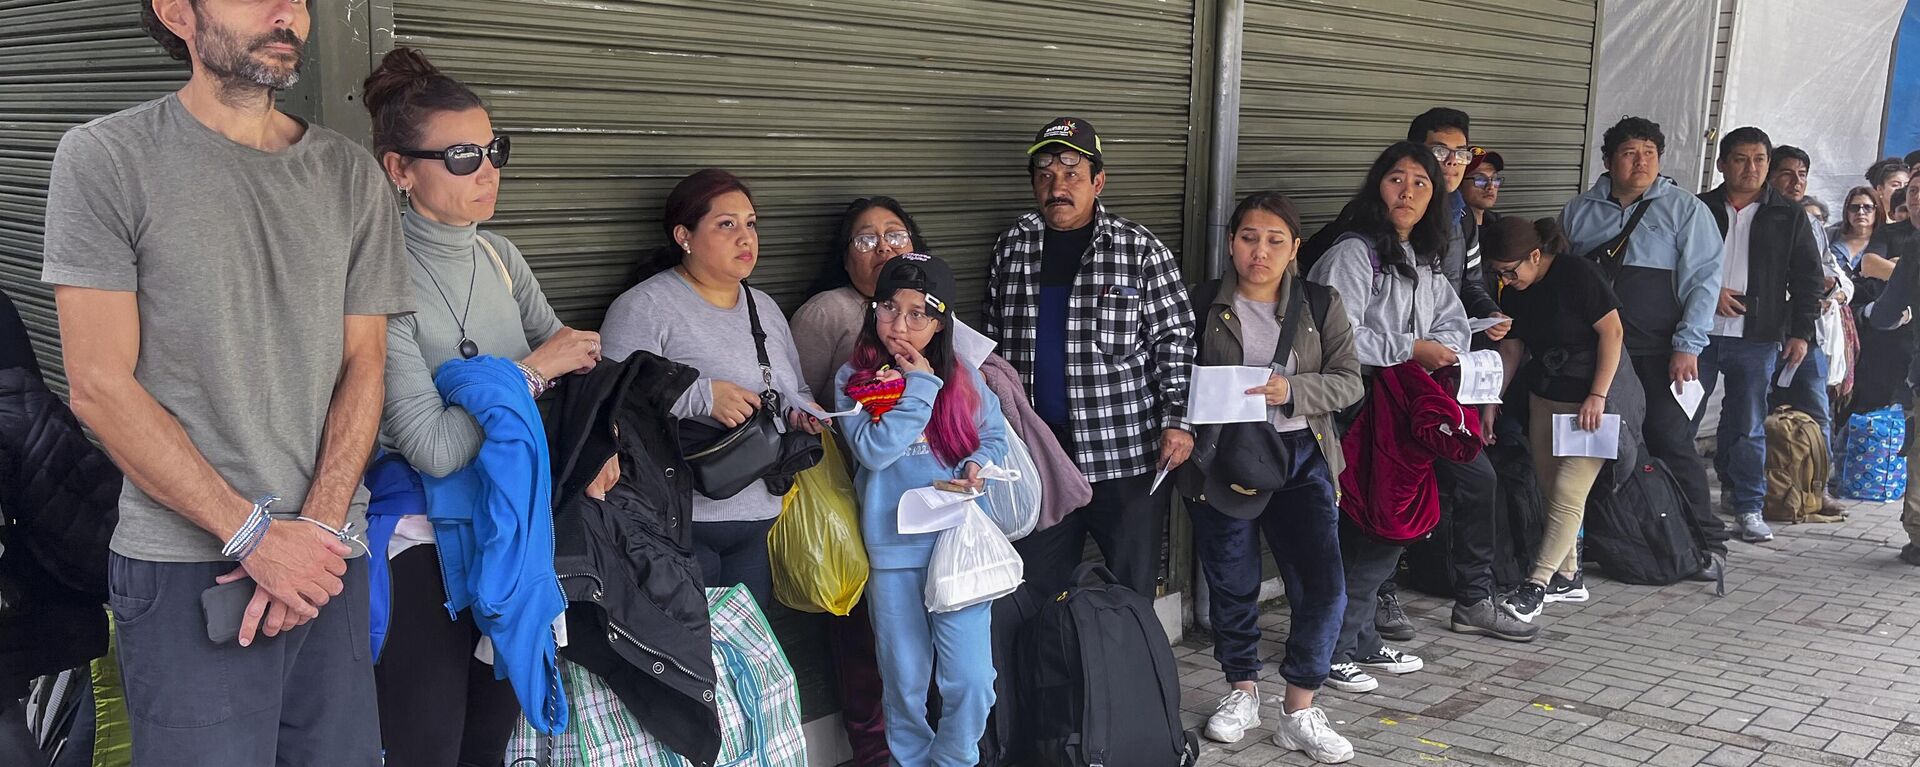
[924,502,1024,613]
[980,430,1042,541]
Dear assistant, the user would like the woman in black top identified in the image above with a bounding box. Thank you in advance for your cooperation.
[1482,217,1623,622]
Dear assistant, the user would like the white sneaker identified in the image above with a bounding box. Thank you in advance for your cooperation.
[1202,688,1262,744]
[1273,706,1355,764]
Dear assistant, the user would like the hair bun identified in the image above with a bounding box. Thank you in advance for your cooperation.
[362,47,442,116]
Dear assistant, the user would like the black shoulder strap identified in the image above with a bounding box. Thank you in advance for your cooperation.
[1303,280,1333,332]
[740,281,777,398]
[1592,200,1653,281]
[1273,278,1308,365]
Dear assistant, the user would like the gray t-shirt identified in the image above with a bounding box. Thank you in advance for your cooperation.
[1231,293,1309,434]
[40,94,412,562]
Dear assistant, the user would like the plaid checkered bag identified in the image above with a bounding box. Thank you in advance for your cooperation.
[506,585,805,766]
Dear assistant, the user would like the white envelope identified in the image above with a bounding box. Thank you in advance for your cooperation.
[898,486,985,534]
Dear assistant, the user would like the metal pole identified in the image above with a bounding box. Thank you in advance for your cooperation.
[1205,0,1245,280]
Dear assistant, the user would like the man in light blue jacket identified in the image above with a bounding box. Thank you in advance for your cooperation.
[1561,116,1730,579]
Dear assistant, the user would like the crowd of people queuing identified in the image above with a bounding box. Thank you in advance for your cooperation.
[8,2,1920,766]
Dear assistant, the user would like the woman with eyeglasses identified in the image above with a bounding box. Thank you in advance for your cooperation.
[793,197,930,399]
[1479,217,1623,622]
[600,169,827,608]
[362,47,604,765]
[833,253,1006,767]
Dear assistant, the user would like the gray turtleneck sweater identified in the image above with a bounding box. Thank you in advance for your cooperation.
[380,212,563,479]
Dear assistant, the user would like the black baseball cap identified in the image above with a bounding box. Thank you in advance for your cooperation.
[874,253,958,322]
[1027,117,1103,164]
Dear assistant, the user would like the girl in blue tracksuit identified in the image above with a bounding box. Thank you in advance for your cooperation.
[833,253,1007,767]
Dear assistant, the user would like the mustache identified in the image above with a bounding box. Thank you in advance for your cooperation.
[1046,197,1073,206]
[251,28,305,54]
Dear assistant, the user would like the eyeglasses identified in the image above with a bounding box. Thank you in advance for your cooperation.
[873,301,935,330]
[852,231,914,253]
[1429,144,1475,165]
[1847,203,1878,214]
[1032,151,1087,169]
[1494,265,1521,282]
[1469,175,1504,190]
[397,135,511,176]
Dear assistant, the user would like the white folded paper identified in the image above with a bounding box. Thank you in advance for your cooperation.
[1672,379,1707,421]
[1187,364,1271,424]
[798,399,863,421]
[1455,349,1506,405]
[1776,359,1801,388]
[898,486,984,534]
[953,318,998,371]
[1469,316,1511,334]
[1552,413,1622,458]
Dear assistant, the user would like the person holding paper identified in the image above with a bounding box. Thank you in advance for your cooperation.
[1179,192,1360,762]
[1481,217,1623,622]
[833,254,1009,766]
[1308,142,1538,669]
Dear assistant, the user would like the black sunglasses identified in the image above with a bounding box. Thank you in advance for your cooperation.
[398,135,510,176]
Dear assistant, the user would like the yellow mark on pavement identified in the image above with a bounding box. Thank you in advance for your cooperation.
[1417,738,1451,749]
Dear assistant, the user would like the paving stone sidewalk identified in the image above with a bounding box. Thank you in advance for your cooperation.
[1176,495,1920,766]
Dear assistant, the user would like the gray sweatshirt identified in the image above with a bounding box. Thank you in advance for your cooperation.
[381,213,563,477]
[600,270,816,523]
[1306,237,1470,368]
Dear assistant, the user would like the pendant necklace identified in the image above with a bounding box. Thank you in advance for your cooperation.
[412,245,480,359]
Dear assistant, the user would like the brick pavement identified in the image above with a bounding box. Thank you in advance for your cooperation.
[1177,495,1920,766]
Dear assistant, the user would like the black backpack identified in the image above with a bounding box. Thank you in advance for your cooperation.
[974,589,1040,766]
[1017,565,1199,767]
[1582,456,1704,586]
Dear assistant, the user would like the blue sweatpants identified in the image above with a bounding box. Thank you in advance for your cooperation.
[866,566,995,767]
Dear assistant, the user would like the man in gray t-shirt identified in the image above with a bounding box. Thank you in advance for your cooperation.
[40,4,408,764]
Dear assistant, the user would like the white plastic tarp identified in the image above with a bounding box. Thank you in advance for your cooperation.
[1720,0,1903,207]
[1587,0,1718,188]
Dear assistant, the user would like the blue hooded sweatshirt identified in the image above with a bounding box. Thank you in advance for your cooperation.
[422,356,568,734]
[1560,174,1724,357]
[832,367,1008,570]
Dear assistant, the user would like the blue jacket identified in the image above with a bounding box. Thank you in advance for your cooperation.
[362,451,425,662]
[832,367,1008,570]
[1561,174,1724,356]
[422,356,568,734]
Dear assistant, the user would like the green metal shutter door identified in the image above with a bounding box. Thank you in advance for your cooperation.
[1235,0,1600,230]
[0,0,186,388]
[387,0,1199,323]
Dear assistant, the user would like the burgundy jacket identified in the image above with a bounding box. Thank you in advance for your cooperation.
[1338,362,1482,544]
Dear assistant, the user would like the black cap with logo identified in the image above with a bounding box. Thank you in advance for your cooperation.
[1027,117,1103,164]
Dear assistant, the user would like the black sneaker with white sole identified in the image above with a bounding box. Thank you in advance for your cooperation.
[1353,647,1423,675]
[1501,582,1545,623]
[1324,663,1379,693]
[1544,571,1589,603]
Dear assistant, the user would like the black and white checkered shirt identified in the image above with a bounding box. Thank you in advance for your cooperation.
[982,202,1196,483]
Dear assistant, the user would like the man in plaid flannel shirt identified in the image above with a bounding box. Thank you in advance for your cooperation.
[982,117,1197,598]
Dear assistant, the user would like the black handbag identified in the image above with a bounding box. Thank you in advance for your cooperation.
[678,284,821,500]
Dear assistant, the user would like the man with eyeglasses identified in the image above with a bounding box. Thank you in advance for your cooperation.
[982,116,1197,599]
[1562,116,1730,582]
[1462,149,1504,229]
[39,1,408,763]
[1766,145,1853,491]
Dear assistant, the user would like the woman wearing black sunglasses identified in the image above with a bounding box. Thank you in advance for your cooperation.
[361,47,604,766]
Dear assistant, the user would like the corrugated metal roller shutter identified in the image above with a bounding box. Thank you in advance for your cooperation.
[389,0,1199,325]
[1235,0,1599,231]
[1701,0,1739,192]
[0,0,187,388]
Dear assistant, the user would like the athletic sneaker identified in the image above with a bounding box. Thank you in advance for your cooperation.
[1450,597,1539,642]
[1353,646,1423,675]
[1901,543,1920,566]
[1273,706,1355,764]
[1501,582,1545,623]
[1324,663,1379,693]
[1203,688,1261,744]
[1544,571,1589,603]
[1375,592,1415,642]
[1736,512,1775,543]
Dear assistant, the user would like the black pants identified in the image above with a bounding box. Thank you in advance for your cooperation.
[1632,354,1729,555]
[1434,451,1498,604]
[1014,471,1164,598]
[693,518,779,607]
[1334,516,1405,663]
[376,546,521,767]
[1,682,45,767]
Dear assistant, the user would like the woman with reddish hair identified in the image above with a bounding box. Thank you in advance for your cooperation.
[832,253,1007,766]
[600,168,825,607]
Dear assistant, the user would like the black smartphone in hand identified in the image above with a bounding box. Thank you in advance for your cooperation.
[202,577,255,645]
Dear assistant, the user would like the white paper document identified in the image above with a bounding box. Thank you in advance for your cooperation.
[1454,350,1506,405]
[953,319,998,370]
[898,486,984,534]
[1775,360,1801,388]
[1552,414,1622,459]
[1469,316,1511,334]
[1672,379,1707,421]
[797,399,863,421]
[1187,365,1271,424]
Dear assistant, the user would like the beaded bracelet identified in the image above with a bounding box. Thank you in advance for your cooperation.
[515,361,551,398]
[221,495,280,561]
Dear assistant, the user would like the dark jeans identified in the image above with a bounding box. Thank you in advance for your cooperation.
[107,553,380,766]
[1434,452,1498,604]
[828,602,890,767]
[1699,337,1780,518]
[376,546,521,767]
[1632,353,1729,555]
[1189,432,1346,689]
[693,518,779,607]
[1014,471,1164,598]
[1333,516,1405,664]
[1769,345,1832,436]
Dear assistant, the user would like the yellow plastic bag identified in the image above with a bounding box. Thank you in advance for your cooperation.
[769,432,869,615]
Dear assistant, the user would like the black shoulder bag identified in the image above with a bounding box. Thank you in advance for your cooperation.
[679,284,822,500]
